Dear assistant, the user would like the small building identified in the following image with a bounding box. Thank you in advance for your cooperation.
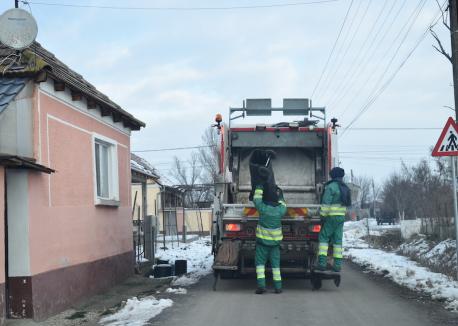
[131,153,161,221]
[0,42,144,322]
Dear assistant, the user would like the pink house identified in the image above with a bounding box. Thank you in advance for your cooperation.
[0,42,144,322]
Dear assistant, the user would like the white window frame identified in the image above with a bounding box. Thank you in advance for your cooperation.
[92,133,120,206]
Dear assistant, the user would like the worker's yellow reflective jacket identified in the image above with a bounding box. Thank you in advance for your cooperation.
[320,180,347,217]
[253,186,287,246]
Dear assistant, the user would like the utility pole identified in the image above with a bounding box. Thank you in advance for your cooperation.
[450,0,458,120]
[449,0,458,279]
[14,0,18,8]
[372,179,376,220]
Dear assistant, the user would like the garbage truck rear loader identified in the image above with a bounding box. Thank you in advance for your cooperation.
[212,98,338,288]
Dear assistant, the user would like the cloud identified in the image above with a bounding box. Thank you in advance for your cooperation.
[86,44,131,69]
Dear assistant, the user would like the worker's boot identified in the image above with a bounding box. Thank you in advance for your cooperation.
[333,258,342,272]
[255,287,266,295]
[274,288,282,294]
[316,255,327,271]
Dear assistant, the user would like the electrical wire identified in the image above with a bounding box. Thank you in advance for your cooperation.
[310,0,354,99]
[21,0,340,11]
[319,0,372,102]
[340,0,439,136]
[326,0,399,110]
[343,127,441,131]
[132,145,215,153]
[339,0,428,124]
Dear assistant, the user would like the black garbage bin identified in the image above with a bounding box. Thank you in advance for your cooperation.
[249,149,278,202]
[154,264,173,278]
[174,260,187,276]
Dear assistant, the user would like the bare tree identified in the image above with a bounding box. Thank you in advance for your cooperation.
[198,126,219,184]
[171,152,202,207]
[352,175,372,208]
[380,159,453,221]
[430,0,452,64]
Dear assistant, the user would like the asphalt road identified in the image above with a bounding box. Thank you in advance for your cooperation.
[152,263,458,326]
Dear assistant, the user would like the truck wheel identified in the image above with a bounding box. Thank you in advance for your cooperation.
[311,276,322,290]
[334,275,341,287]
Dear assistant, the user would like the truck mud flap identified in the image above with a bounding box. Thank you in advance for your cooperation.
[311,270,341,290]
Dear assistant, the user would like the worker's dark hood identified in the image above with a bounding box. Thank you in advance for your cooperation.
[330,167,345,179]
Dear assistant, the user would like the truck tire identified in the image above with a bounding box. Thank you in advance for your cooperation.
[311,276,322,290]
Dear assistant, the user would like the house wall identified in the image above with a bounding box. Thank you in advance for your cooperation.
[0,167,5,325]
[6,80,134,321]
[131,182,161,219]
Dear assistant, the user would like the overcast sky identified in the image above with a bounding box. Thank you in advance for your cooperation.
[0,0,454,184]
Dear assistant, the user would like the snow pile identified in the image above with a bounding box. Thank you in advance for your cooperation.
[399,237,457,277]
[99,296,173,326]
[165,287,187,294]
[155,236,213,286]
[343,220,370,248]
[344,220,458,311]
[346,248,458,310]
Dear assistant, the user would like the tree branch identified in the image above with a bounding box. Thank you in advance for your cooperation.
[430,27,452,63]
[435,0,451,31]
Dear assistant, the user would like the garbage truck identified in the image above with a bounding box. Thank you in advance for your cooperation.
[211,98,339,289]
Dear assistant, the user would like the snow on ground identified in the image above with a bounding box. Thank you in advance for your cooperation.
[400,237,457,278]
[155,236,213,286]
[165,287,188,294]
[101,238,211,325]
[99,296,173,326]
[344,219,458,311]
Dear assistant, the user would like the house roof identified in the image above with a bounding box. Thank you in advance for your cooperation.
[131,153,160,181]
[0,42,145,130]
[0,77,27,113]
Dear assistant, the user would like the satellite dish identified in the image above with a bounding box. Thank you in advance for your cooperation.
[0,8,38,50]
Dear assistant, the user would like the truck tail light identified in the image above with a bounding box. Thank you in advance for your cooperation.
[225,223,241,232]
[312,224,321,233]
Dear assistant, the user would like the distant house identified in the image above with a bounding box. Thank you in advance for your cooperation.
[0,42,144,322]
[131,153,161,221]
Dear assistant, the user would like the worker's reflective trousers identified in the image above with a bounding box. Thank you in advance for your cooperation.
[318,215,345,270]
[255,243,281,289]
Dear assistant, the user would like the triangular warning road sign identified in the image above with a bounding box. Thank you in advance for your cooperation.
[432,117,458,157]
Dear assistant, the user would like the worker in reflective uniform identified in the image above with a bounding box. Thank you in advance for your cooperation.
[253,185,287,294]
[317,167,347,272]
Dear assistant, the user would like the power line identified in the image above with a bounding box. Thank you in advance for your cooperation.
[132,145,215,153]
[338,0,426,120]
[327,0,401,110]
[319,0,372,102]
[340,150,428,153]
[340,0,440,136]
[343,127,441,131]
[310,0,354,99]
[21,0,340,11]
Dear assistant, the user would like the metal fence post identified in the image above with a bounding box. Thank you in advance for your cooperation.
[144,215,153,261]
[182,225,187,243]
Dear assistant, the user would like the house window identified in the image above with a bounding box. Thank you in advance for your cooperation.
[93,136,119,205]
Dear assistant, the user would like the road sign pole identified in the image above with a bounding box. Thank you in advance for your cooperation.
[452,156,458,280]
